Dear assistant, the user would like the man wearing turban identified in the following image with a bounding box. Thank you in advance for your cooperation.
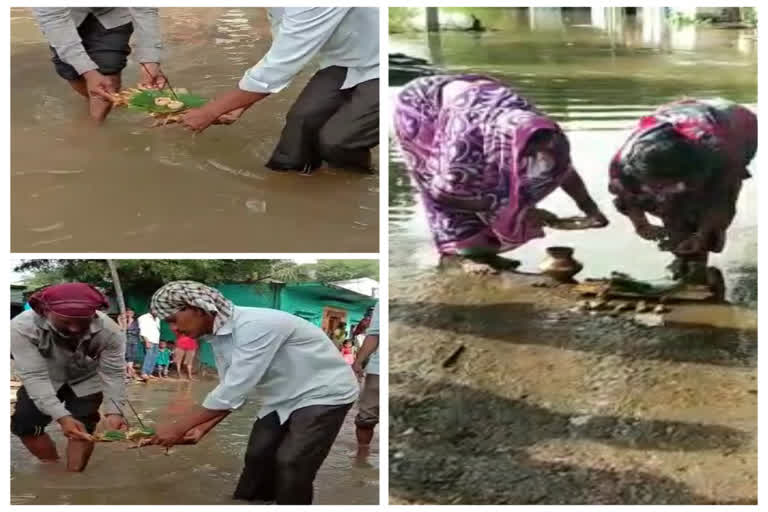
[147,280,359,505]
[10,283,128,472]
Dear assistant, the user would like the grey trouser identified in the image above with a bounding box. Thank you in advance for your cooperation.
[355,373,379,428]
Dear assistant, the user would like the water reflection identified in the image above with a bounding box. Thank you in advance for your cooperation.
[11,380,378,505]
[389,10,757,305]
[11,8,379,252]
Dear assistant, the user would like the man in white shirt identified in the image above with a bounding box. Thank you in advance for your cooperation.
[352,301,379,458]
[180,7,379,175]
[32,8,166,122]
[137,311,161,381]
[147,281,359,505]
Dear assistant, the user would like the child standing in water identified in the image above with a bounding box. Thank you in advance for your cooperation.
[341,339,356,365]
[156,341,171,378]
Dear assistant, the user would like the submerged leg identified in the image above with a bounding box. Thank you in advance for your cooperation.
[20,434,59,462]
[88,74,121,123]
[66,438,95,472]
[316,78,379,171]
[266,67,346,172]
[67,78,89,99]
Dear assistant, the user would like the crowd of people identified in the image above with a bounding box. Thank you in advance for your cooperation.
[11,281,380,505]
[323,305,381,458]
[117,308,200,382]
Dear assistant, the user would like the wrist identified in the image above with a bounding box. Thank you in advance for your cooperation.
[56,415,73,424]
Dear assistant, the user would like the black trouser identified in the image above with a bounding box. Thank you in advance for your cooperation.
[233,402,353,505]
[11,385,102,437]
[266,66,379,173]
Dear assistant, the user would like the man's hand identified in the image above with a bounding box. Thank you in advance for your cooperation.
[213,107,246,125]
[178,427,205,445]
[138,62,167,89]
[151,421,187,448]
[83,70,116,101]
[57,416,94,442]
[103,414,128,431]
[352,361,365,379]
[181,107,219,133]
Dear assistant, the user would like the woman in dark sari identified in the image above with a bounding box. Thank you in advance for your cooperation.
[609,98,757,282]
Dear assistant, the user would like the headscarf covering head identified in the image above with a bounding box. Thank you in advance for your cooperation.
[28,282,109,319]
[151,281,234,332]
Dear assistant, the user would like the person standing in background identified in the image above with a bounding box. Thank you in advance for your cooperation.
[118,308,140,381]
[138,310,161,381]
[173,328,199,381]
[155,340,172,378]
[332,321,347,348]
[352,301,379,458]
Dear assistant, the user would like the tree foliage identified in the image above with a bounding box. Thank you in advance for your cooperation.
[311,260,379,282]
[15,259,379,296]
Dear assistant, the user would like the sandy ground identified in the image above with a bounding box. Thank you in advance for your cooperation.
[389,270,756,504]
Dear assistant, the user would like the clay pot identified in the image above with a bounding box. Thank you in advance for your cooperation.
[539,246,583,283]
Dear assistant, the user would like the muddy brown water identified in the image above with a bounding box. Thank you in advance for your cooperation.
[11,379,378,505]
[389,10,756,504]
[11,8,378,252]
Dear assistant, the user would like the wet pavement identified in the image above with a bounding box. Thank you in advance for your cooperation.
[388,9,756,504]
[11,8,379,252]
[11,379,379,505]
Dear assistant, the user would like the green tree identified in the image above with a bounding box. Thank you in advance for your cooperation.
[15,259,379,296]
[310,260,379,282]
[15,259,276,295]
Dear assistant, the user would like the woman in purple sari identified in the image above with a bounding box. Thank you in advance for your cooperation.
[393,74,608,272]
[609,98,757,283]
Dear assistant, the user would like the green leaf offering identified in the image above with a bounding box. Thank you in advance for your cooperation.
[126,427,156,441]
[609,272,680,295]
[126,88,207,114]
[101,430,127,442]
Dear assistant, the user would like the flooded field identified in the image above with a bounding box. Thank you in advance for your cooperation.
[389,8,756,504]
[11,379,378,505]
[11,8,378,252]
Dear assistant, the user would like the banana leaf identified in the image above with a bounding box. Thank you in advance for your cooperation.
[609,272,680,295]
[100,430,127,442]
[126,426,156,440]
[127,89,207,114]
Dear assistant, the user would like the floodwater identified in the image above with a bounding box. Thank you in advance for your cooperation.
[389,10,756,505]
[389,9,757,304]
[11,379,379,505]
[11,8,379,252]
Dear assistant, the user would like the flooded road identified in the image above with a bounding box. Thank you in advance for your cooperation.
[389,10,757,300]
[11,8,378,252]
[11,379,378,505]
[389,9,756,504]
